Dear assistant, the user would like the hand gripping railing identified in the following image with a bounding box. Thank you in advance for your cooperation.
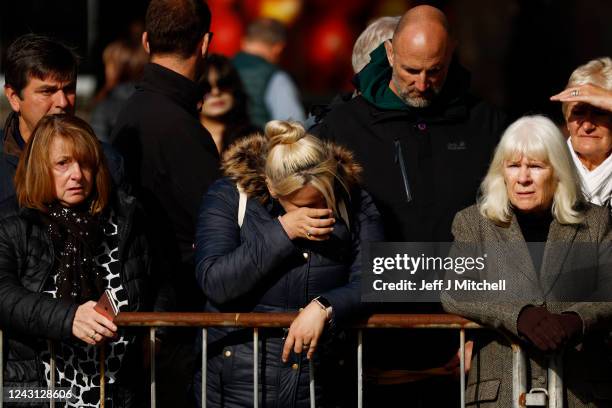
[0,314,564,408]
[112,313,480,408]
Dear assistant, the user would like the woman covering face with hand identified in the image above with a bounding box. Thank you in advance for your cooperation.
[551,57,612,211]
[441,115,612,407]
[194,120,383,407]
[0,114,152,407]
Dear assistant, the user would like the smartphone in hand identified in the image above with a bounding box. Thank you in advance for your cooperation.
[94,289,119,321]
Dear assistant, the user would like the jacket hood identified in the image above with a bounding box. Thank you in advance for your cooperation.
[356,43,472,114]
[221,133,362,203]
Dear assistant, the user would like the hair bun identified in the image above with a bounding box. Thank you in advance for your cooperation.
[265,120,306,147]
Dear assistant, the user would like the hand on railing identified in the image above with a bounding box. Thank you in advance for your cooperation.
[517,307,582,351]
[72,301,118,345]
[282,301,328,361]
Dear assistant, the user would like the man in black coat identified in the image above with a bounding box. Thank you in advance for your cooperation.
[112,0,219,309]
[315,5,507,407]
[112,1,219,406]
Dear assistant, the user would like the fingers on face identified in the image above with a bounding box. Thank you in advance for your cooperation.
[305,227,334,239]
[310,217,335,228]
[305,208,333,218]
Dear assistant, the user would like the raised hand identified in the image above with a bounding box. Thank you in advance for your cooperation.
[551,83,612,112]
[279,208,335,241]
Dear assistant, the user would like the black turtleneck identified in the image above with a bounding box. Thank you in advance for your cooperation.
[516,210,553,274]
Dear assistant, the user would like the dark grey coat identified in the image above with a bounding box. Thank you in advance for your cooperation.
[442,204,612,407]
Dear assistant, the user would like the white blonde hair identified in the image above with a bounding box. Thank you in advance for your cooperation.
[478,115,585,225]
[562,57,612,119]
[351,16,400,73]
[264,120,350,224]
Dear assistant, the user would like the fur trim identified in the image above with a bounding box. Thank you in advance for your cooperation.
[327,141,362,189]
[221,134,362,202]
[221,133,270,203]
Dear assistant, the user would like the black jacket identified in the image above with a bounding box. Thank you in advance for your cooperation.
[0,191,152,386]
[194,135,383,407]
[315,47,507,242]
[112,63,221,310]
[314,46,508,373]
[112,63,220,265]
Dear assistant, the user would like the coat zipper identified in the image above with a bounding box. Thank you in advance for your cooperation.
[394,139,413,203]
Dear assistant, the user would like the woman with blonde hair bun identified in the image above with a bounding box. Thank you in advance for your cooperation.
[194,120,383,407]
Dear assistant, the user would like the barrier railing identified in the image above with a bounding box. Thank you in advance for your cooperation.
[118,313,480,408]
[0,313,564,407]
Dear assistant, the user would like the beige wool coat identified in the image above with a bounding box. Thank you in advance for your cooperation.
[442,204,612,407]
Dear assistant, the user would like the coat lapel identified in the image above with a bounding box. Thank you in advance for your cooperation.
[492,215,540,287]
[539,221,579,298]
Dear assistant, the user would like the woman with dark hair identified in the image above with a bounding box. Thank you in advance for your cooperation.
[199,54,259,153]
[0,114,152,407]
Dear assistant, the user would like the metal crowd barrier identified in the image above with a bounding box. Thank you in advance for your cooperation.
[0,314,565,408]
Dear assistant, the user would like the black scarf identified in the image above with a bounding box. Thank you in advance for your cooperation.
[43,202,106,302]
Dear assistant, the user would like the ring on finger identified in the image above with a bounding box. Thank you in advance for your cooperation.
[90,331,97,340]
[571,90,579,97]
[306,230,312,238]
[302,344,310,350]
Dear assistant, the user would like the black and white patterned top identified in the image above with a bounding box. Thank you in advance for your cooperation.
[41,211,132,407]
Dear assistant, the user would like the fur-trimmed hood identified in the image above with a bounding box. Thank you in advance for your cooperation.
[221,133,362,203]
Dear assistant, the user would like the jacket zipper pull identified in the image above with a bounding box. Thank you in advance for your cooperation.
[394,139,413,203]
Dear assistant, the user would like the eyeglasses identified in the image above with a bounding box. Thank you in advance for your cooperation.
[202,77,233,96]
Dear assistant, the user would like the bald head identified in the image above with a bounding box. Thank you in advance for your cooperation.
[385,5,454,107]
[394,5,449,40]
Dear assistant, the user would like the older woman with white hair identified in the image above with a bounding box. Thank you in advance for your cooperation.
[551,57,612,211]
[442,115,612,407]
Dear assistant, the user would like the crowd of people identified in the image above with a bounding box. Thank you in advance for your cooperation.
[0,0,610,407]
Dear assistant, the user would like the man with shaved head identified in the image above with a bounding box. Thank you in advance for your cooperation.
[386,6,452,107]
[317,5,507,406]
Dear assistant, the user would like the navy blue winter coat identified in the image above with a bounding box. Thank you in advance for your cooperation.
[194,134,383,407]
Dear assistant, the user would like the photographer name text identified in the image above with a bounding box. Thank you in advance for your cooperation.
[372,279,506,291]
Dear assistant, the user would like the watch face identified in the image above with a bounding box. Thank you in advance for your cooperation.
[316,296,332,308]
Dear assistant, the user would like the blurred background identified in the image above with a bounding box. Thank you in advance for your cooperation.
[1,0,611,124]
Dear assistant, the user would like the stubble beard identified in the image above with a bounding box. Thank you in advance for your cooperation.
[391,73,442,108]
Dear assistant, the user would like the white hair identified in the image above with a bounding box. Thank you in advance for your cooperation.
[562,57,612,118]
[351,16,401,73]
[478,115,585,225]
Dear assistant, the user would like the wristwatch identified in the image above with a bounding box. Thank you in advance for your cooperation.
[312,296,333,322]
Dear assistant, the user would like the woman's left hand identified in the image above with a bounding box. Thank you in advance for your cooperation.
[282,301,328,362]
